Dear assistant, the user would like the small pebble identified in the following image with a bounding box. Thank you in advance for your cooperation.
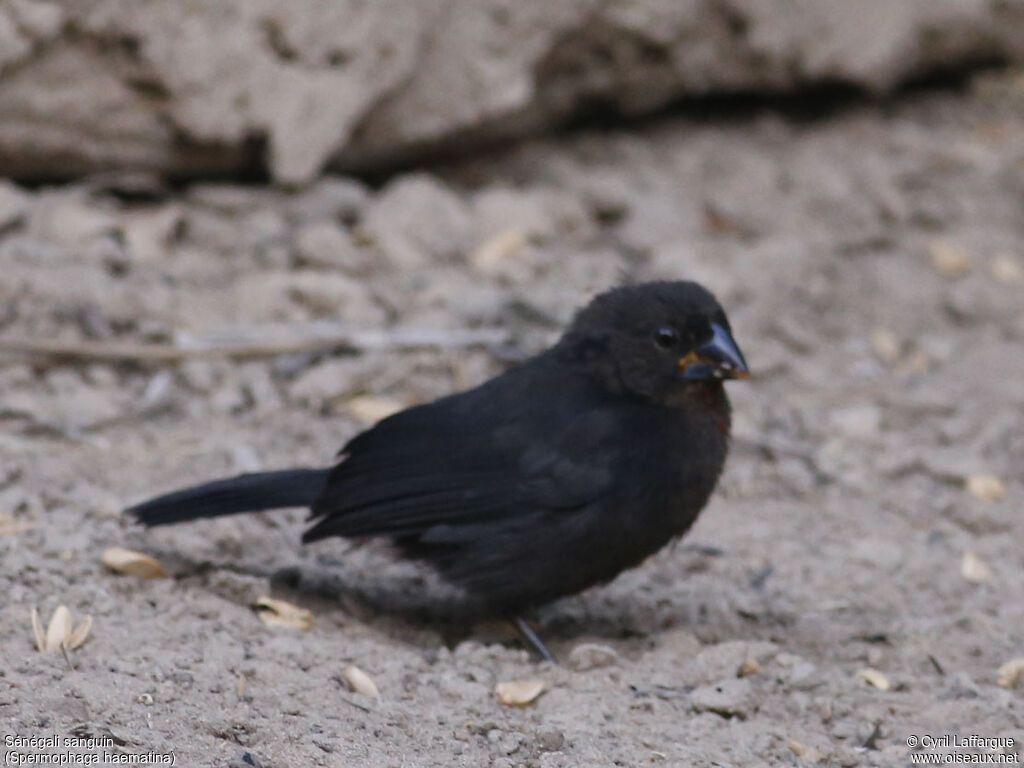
[568,643,618,671]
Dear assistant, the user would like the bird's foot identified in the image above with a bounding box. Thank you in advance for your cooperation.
[512,616,556,663]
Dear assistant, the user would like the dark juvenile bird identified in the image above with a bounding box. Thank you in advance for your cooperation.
[128,281,749,659]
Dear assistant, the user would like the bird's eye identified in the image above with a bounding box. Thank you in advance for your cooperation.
[654,327,678,349]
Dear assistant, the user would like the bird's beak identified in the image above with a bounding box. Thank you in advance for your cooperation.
[679,323,750,381]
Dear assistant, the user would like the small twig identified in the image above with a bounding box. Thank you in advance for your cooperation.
[630,684,688,700]
[0,324,512,365]
[340,695,375,714]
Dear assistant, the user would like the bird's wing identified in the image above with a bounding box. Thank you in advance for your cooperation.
[302,384,621,544]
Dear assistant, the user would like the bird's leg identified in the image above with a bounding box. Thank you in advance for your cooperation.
[512,616,556,663]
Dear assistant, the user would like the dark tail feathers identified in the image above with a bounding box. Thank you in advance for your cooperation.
[127,468,329,527]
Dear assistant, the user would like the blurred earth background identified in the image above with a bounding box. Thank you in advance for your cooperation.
[1,2,1022,766]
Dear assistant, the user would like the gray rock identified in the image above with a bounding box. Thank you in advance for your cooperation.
[287,177,369,224]
[773,652,821,691]
[943,671,980,699]
[689,678,756,718]
[294,221,368,272]
[534,729,566,753]
[568,643,619,671]
[27,193,119,247]
[288,358,358,409]
[227,751,265,768]
[0,179,29,231]
[363,174,474,269]
[3,2,1024,182]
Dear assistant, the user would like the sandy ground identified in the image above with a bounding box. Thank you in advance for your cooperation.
[2,74,1023,767]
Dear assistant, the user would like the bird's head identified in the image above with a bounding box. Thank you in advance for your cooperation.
[558,281,749,406]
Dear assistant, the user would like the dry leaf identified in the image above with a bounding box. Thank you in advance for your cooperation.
[68,615,93,650]
[960,550,992,583]
[870,328,901,364]
[990,254,1023,284]
[31,607,46,652]
[788,740,808,756]
[788,741,824,763]
[855,668,890,691]
[33,605,93,653]
[965,474,1006,502]
[930,240,973,277]
[254,596,314,630]
[342,665,380,698]
[102,546,167,579]
[495,679,545,707]
[45,605,73,652]
[346,395,403,425]
[471,228,529,270]
[996,658,1024,689]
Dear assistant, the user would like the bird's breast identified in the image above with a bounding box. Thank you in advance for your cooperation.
[587,407,729,572]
